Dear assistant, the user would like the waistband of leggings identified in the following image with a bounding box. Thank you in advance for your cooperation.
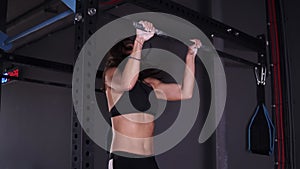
[109,151,155,159]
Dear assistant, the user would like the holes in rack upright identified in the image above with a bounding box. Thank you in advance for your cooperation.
[74,144,78,150]
[74,156,78,162]
[86,151,90,157]
[86,139,90,145]
[85,162,90,168]
[89,0,93,5]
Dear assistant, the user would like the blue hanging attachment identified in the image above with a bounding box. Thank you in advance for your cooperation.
[248,66,275,155]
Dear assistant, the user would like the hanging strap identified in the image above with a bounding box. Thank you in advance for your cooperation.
[248,101,275,155]
[248,66,275,155]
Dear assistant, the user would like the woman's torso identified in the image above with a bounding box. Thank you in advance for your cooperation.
[106,78,156,155]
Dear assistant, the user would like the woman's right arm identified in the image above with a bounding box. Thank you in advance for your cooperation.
[105,21,155,91]
[143,39,201,101]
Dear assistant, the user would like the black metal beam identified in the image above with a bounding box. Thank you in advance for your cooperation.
[98,0,130,11]
[217,50,258,67]
[1,50,257,78]
[0,52,73,73]
[1,74,71,88]
[0,52,104,78]
[97,11,258,67]
[0,50,258,78]
[1,75,103,93]
[1,49,257,79]
[98,0,265,52]
[5,0,59,29]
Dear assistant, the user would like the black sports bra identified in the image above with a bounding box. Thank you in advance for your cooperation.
[109,80,156,117]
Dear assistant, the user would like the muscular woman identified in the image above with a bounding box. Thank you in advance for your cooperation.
[103,21,201,169]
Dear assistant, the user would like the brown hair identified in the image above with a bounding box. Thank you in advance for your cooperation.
[103,39,132,72]
[101,38,167,90]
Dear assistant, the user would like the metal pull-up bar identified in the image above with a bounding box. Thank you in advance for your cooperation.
[0,0,76,51]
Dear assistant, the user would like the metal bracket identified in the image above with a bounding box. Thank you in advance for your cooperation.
[255,66,267,85]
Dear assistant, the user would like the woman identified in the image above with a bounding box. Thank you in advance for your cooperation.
[103,21,201,169]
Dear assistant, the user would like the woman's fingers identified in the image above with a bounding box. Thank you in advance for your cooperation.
[138,21,155,32]
[136,21,156,41]
[188,39,202,55]
[189,39,202,48]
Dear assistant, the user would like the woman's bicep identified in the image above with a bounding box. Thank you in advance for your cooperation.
[153,83,184,101]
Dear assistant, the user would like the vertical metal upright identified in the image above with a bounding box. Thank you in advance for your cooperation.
[265,0,295,168]
[265,0,284,168]
[72,0,99,168]
[265,0,278,168]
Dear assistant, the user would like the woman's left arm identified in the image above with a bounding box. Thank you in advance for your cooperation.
[146,39,201,101]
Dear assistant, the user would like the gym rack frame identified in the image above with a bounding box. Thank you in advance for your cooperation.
[0,0,290,169]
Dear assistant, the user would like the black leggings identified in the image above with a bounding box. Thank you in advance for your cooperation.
[108,151,160,169]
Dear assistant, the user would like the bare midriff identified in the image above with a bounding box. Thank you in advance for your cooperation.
[110,113,155,156]
[106,81,156,156]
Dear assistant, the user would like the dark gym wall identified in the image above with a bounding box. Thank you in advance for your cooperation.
[0,0,288,169]
[0,82,72,169]
[0,25,75,169]
[212,0,274,168]
[283,0,300,167]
